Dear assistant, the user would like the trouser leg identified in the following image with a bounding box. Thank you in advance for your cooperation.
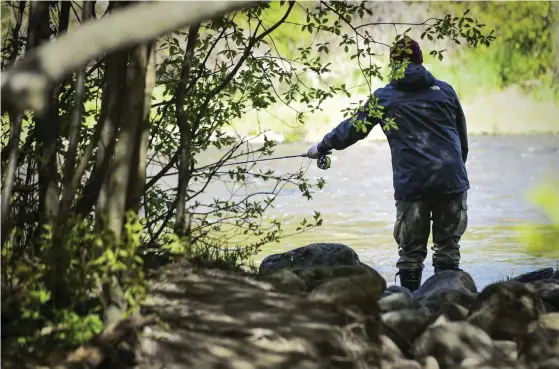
[394,199,431,271]
[431,191,468,270]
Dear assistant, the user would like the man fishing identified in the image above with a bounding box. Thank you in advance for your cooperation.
[306,37,469,292]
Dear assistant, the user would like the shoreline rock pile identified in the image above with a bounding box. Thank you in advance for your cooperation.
[25,242,557,369]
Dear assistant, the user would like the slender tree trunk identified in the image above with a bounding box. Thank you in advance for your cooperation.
[1,112,23,244]
[57,1,94,224]
[125,43,156,213]
[102,42,153,324]
[174,23,200,236]
[29,2,59,228]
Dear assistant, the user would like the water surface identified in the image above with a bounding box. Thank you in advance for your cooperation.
[154,134,559,289]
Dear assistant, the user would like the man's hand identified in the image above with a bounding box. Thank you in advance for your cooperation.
[306,144,322,159]
[306,144,331,159]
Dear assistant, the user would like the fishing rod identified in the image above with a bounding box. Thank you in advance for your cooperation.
[198,152,332,171]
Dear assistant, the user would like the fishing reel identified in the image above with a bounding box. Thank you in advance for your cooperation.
[317,155,332,170]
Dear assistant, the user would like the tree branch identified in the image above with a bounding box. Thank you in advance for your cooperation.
[1,0,257,113]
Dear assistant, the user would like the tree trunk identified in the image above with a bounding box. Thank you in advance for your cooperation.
[1,112,23,244]
[29,2,60,229]
[174,23,200,237]
[125,43,156,213]
[102,42,153,324]
[57,0,94,225]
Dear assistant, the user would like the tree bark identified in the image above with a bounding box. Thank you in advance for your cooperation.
[57,1,94,225]
[174,23,200,236]
[1,111,23,244]
[102,41,154,324]
[125,43,156,213]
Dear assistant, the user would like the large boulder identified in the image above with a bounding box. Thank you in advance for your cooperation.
[382,285,413,300]
[381,307,431,357]
[414,321,494,369]
[518,325,559,368]
[293,264,384,291]
[467,280,546,341]
[414,321,520,369]
[308,273,385,316]
[139,262,382,369]
[412,270,478,315]
[512,267,555,282]
[529,279,559,312]
[258,269,307,294]
[379,292,420,313]
[259,243,361,274]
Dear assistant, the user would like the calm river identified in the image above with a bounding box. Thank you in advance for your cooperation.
[154,133,559,289]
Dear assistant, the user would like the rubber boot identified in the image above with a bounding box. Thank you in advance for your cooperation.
[397,269,422,292]
[434,262,463,274]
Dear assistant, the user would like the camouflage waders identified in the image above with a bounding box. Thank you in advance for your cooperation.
[393,191,468,291]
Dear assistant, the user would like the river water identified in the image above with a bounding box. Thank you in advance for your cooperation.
[156,133,559,289]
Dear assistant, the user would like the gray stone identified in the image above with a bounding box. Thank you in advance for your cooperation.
[414,321,494,369]
[512,267,555,283]
[382,285,413,299]
[468,281,545,341]
[381,334,404,362]
[258,269,307,294]
[412,270,478,315]
[293,264,385,292]
[438,302,469,322]
[259,243,361,274]
[379,292,420,313]
[493,340,518,361]
[419,356,440,369]
[530,279,559,312]
[308,273,385,316]
[518,326,559,366]
[382,308,431,355]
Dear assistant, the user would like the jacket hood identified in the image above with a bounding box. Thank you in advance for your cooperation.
[390,63,436,91]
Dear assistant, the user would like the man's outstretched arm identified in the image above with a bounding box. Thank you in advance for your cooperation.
[310,99,381,157]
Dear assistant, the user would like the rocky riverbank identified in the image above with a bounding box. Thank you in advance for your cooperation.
[19,243,559,369]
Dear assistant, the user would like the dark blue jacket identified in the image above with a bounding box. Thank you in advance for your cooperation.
[317,64,469,201]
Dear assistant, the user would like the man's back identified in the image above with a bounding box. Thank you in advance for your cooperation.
[374,63,470,201]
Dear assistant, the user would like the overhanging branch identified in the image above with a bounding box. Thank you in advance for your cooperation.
[1,0,258,113]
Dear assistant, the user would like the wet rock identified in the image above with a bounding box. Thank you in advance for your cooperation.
[259,243,361,274]
[468,281,545,341]
[552,270,559,280]
[379,292,420,313]
[293,264,385,291]
[382,285,413,299]
[414,321,495,369]
[308,273,385,315]
[259,269,307,294]
[412,270,478,315]
[512,267,555,283]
